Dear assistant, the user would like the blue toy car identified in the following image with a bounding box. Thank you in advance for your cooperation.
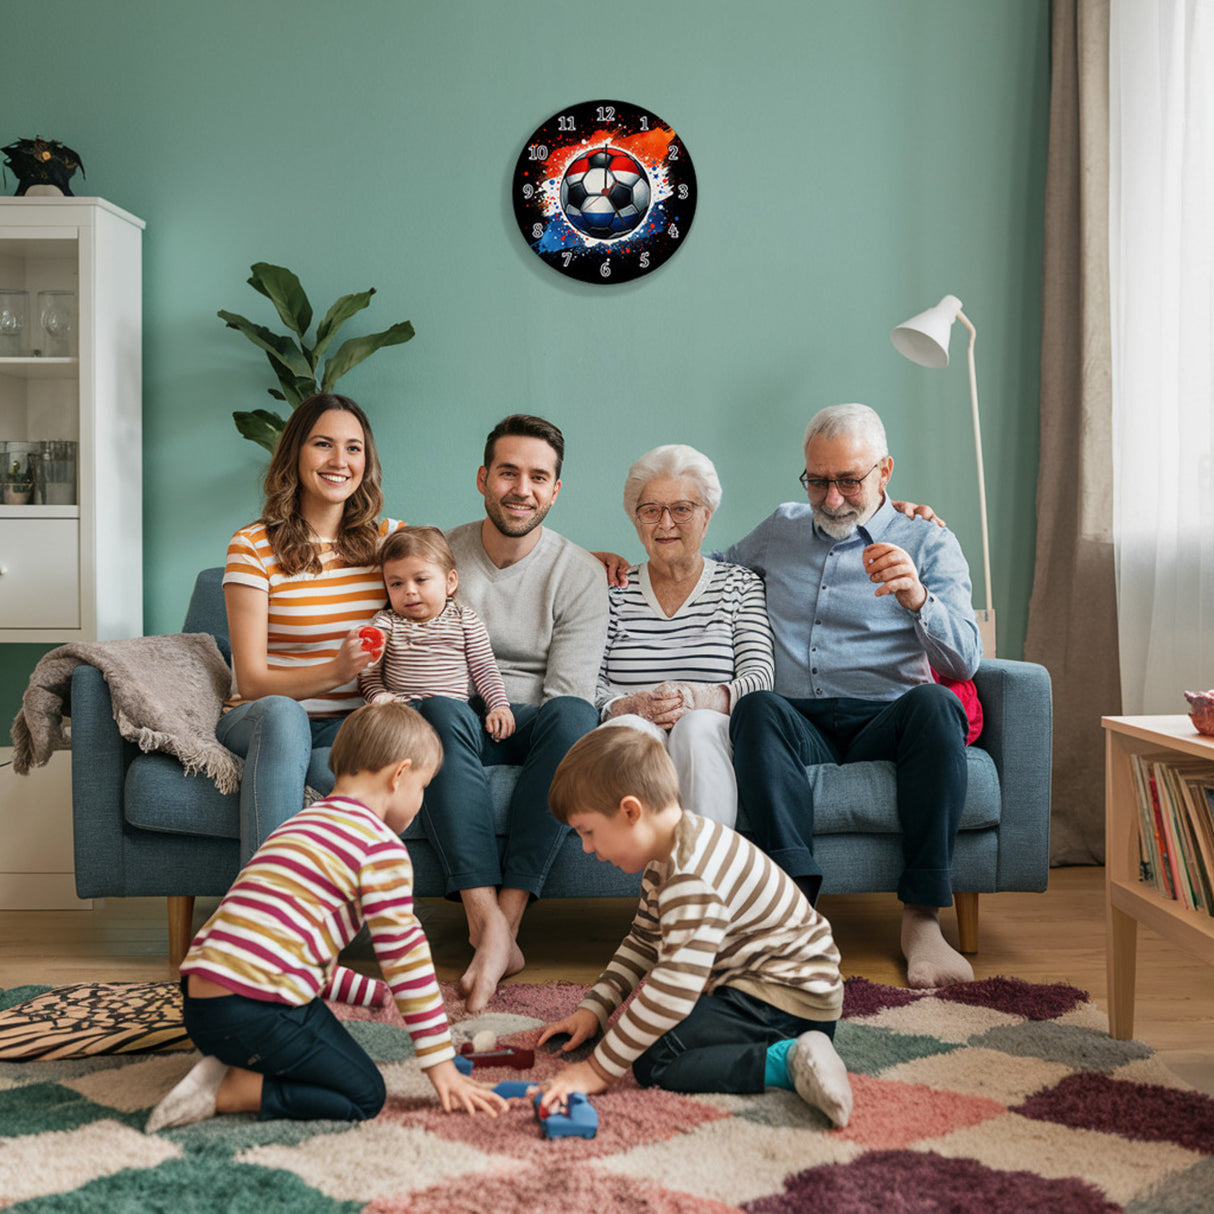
[492,1080,538,1099]
[534,1091,598,1139]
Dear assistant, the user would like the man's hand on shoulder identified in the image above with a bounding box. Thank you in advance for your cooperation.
[592,551,631,587]
[863,542,928,612]
[890,499,947,528]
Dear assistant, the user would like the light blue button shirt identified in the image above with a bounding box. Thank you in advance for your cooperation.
[721,496,982,701]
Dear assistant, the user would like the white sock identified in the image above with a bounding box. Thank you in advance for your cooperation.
[901,904,974,989]
[787,1030,853,1128]
[146,1055,228,1133]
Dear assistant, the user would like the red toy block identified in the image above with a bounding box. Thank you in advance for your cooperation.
[456,1043,535,1070]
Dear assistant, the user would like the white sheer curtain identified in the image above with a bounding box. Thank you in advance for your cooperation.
[1110,0,1214,715]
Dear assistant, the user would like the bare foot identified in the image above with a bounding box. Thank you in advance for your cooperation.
[459,912,525,1013]
[901,903,974,989]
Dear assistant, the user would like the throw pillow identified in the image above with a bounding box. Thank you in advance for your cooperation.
[0,981,191,1060]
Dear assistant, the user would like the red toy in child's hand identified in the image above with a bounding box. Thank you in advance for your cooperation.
[359,626,384,653]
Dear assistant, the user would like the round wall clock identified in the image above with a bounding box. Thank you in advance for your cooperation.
[512,100,697,285]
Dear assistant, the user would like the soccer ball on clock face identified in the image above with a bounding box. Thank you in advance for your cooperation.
[560,147,652,240]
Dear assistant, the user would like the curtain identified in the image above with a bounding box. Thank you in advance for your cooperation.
[1109,0,1214,713]
[1025,0,1120,864]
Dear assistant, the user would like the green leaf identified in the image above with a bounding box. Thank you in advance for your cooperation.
[313,289,375,360]
[267,388,286,401]
[233,408,286,452]
[274,374,317,409]
[218,310,313,379]
[247,263,313,339]
[320,320,415,391]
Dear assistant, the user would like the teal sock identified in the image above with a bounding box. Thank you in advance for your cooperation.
[764,1039,796,1089]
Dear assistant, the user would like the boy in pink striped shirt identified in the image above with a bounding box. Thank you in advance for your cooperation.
[146,702,505,1131]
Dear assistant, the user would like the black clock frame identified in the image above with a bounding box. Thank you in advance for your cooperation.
[512,100,697,285]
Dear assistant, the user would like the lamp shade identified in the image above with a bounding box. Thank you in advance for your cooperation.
[890,294,963,368]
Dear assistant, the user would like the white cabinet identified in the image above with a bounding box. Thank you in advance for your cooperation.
[0,748,85,909]
[0,197,143,642]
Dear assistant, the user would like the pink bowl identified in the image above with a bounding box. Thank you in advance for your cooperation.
[1184,690,1214,736]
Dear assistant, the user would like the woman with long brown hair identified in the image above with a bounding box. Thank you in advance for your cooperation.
[216,393,402,861]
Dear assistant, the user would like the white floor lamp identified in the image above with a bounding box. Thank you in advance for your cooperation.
[891,294,996,656]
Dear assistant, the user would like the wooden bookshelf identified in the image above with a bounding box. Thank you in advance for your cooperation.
[1104,715,1214,1038]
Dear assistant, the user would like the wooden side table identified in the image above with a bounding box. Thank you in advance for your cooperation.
[1103,715,1214,1038]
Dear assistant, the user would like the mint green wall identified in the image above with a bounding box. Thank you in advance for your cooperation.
[1,0,1048,727]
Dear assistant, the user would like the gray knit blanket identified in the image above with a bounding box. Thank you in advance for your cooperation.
[10,633,241,794]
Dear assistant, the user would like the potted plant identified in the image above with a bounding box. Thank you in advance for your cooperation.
[4,456,33,504]
[220,263,415,452]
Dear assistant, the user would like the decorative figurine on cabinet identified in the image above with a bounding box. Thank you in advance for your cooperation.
[1,136,85,196]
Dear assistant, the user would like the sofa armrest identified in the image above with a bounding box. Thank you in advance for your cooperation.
[973,657,1053,889]
[70,664,138,898]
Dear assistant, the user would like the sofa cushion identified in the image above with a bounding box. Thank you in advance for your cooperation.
[125,753,240,838]
[807,747,1000,836]
[126,746,1000,842]
[125,749,338,839]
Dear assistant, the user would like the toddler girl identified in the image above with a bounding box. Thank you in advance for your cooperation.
[359,526,515,740]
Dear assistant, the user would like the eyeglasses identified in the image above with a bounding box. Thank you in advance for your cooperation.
[635,500,703,525]
[799,462,881,496]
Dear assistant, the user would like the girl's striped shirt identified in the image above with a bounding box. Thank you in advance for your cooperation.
[223,518,402,716]
[180,795,454,1069]
[358,600,510,708]
[596,559,775,714]
[580,812,844,1080]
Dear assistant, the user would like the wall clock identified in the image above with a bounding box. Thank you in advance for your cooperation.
[512,100,697,285]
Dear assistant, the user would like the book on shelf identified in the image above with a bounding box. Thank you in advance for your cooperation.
[1128,752,1214,916]
[1129,754,1176,898]
[1181,772,1214,909]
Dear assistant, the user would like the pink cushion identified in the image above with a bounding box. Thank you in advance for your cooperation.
[933,671,983,745]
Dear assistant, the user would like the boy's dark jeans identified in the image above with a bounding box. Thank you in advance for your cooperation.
[183,986,386,1121]
[632,985,837,1094]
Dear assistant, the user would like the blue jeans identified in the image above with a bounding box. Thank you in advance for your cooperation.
[730,684,968,907]
[415,695,597,896]
[182,986,385,1121]
[215,697,344,864]
[632,985,836,1094]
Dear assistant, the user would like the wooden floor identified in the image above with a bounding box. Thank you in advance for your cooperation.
[2,866,1212,1093]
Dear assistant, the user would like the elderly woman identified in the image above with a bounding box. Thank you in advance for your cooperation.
[597,444,775,825]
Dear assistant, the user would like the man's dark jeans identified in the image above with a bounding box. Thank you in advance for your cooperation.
[416,694,598,896]
[730,683,968,906]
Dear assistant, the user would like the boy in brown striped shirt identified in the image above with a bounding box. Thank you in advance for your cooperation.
[538,726,853,1128]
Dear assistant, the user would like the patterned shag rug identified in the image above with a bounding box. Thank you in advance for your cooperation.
[2,976,1213,1212]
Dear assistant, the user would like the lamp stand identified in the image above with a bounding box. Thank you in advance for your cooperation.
[957,309,996,656]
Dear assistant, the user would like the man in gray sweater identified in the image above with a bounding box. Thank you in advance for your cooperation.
[417,415,608,1012]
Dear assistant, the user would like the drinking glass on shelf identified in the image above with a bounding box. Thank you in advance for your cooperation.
[2,440,38,505]
[37,290,76,358]
[39,438,77,504]
[0,290,29,356]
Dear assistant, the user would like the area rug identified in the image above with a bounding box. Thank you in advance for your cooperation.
[2,976,1213,1212]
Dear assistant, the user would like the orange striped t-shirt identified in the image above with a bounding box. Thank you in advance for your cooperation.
[223,518,402,717]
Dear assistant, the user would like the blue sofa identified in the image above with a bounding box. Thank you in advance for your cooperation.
[70,568,1052,965]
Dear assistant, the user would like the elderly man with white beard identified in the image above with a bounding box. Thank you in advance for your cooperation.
[725,403,982,989]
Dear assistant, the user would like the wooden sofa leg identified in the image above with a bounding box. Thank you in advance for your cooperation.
[954,892,979,954]
[167,896,195,969]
